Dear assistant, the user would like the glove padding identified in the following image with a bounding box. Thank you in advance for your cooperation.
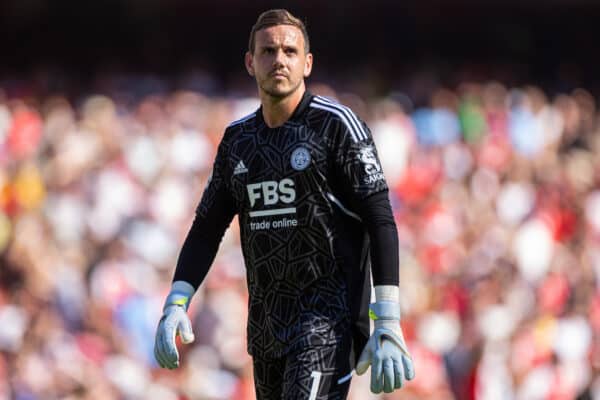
[356,324,415,393]
[154,304,195,369]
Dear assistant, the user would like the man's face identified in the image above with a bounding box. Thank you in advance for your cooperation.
[245,24,313,99]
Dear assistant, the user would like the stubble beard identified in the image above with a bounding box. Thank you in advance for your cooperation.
[259,76,302,100]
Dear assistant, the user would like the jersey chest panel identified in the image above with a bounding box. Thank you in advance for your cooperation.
[228,122,331,232]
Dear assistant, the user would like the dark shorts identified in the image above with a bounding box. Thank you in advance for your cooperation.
[252,338,353,400]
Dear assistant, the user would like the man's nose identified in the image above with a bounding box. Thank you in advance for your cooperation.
[273,49,285,66]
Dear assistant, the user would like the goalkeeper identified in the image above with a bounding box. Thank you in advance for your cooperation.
[154,8,414,399]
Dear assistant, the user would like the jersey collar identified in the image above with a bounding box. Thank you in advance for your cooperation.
[256,90,313,127]
[288,90,313,123]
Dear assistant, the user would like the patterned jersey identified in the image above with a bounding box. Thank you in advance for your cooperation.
[197,91,388,360]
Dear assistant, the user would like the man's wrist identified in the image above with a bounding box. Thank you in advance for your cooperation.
[371,285,402,334]
[374,285,399,303]
[371,285,401,320]
[164,280,196,312]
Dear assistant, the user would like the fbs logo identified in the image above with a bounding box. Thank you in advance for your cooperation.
[247,179,295,207]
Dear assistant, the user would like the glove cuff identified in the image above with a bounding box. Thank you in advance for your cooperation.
[369,301,401,321]
[164,280,196,312]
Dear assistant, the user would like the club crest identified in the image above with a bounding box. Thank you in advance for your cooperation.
[291,147,311,171]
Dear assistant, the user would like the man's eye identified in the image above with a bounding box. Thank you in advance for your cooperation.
[285,48,297,55]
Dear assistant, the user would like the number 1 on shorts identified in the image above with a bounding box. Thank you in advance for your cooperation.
[308,371,322,400]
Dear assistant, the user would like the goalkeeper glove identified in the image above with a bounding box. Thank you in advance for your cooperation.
[154,280,196,369]
[356,286,415,393]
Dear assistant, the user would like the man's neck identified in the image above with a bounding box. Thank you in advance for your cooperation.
[260,84,305,128]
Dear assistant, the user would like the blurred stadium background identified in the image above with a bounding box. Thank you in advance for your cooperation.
[2,1,600,399]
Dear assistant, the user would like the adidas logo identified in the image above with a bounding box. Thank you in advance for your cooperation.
[234,160,248,175]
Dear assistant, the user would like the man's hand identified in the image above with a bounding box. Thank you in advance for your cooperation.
[154,281,196,369]
[355,301,415,393]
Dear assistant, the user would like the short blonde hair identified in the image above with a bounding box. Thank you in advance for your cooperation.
[248,9,310,54]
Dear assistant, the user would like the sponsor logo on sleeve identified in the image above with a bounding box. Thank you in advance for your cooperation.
[358,146,384,184]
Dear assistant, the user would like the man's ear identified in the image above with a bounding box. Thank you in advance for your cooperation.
[304,52,313,78]
[245,52,255,77]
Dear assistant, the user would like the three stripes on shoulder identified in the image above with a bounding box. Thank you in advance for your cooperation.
[309,96,368,143]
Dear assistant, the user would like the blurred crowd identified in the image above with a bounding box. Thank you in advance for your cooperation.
[0,76,599,400]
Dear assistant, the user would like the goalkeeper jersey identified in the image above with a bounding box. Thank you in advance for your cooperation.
[196,91,389,360]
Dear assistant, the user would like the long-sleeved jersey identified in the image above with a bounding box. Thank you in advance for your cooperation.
[187,91,393,361]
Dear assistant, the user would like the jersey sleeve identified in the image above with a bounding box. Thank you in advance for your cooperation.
[328,110,398,286]
[331,114,389,200]
[196,137,236,219]
[173,136,237,288]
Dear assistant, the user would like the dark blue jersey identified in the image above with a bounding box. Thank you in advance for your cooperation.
[195,92,389,359]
